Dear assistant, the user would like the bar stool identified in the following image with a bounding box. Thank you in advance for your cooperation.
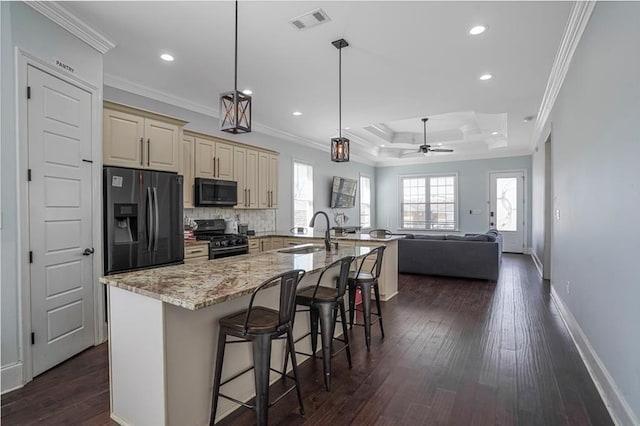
[210,269,306,426]
[283,256,355,391]
[348,246,386,351]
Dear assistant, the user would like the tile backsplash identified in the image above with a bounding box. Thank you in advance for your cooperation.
[184,208,276,233]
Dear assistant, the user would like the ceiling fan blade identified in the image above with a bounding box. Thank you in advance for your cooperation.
[430,148,454,153]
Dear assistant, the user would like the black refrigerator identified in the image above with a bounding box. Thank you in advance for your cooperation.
[104,166,184,275]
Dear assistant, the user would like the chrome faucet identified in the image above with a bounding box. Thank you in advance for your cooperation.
[309,211,332,251]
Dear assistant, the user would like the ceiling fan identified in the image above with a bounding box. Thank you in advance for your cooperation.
[417,118,454,154]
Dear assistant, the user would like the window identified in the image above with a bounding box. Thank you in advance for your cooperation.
[360,175,371,228]
[293,162,313,227]
[400,174,457,230]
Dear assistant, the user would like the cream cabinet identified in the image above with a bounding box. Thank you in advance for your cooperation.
[182,134,195,208]
[258,152,279,209]
[234,147,259,208]
[259,238,272,252]
[194,135,234,181]
[271,238,284,250]
[248,239,260,254]
[103,103,185,173]
[184,242,209,264]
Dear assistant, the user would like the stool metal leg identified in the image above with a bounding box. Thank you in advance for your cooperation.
[373,282,385,338]
[360,282,372,351]
[316,303,335,391]
[309,306,319,357]
[347,284,357,328]
[286,329,305,415]
[210,329,227,425]
[252,334,273,426]
[338,300,352,368]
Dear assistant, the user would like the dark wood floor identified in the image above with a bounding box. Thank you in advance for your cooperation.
[1,254,612,425]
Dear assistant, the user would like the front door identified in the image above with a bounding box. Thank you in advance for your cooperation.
[27,65,95,376]
[489,171,525,253]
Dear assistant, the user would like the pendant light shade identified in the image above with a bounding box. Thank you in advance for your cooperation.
[331,38,349,162]
[220,1,251,134]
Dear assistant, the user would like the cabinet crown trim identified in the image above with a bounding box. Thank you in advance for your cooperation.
[104,101,189,126]
[184,130,279,156]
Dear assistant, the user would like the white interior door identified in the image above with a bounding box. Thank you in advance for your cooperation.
[489,171,525,253]
[27,65,95,376]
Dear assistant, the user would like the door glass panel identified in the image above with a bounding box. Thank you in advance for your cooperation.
[496,177,517,231]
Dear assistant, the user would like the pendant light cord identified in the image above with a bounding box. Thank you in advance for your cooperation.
[338,45,342,139]
[234,0,238,93]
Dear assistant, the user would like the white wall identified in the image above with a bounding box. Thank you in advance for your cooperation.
[375,156,532,241]
[103,86,376,232]
[0,2,103,391]
[532,2,640,423]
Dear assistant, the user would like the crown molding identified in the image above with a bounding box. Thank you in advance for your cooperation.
[530,1,596,151]
[374,148,532,168]
[25,1,116,54]
[104,73,375,166]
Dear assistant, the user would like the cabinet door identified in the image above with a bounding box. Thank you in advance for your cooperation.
[144,118,180,172]
[233,146,247,208]
[215,141,234,180]
[268,154,279,208]
[194,137,215,178]
[271,238,284,249]
[103,108,144,169]
[259,238,272,252]
[182,135,195,208]
[246,149,259,208]
[258,152,269,208]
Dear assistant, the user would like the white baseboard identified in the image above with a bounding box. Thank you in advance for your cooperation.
[530,250,544,278]
[1,362,24,394]
[550,287,639,426]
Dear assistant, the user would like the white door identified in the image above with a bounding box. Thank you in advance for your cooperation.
[489,171,525,253]
[27,65,95,376]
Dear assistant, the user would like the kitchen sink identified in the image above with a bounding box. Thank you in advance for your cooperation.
[278,244,325,254]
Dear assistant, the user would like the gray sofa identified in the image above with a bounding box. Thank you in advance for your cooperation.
[398,230,502,281]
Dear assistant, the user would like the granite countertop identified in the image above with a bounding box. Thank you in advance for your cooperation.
[249,230,405,243]
[100,245,374,311]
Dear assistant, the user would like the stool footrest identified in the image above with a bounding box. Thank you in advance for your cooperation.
[218,392,254,410]
[219,365,254,387]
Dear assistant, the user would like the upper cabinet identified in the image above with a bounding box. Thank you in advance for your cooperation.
[234,146,259,209]
[258,152,279,208]
[103,102,186,173]
[194,135,234,181]
[182,134,195,208]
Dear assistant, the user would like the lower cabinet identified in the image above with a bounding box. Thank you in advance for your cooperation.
[270,238,284,250]
[184,242,209,263]
[249,239,260,254]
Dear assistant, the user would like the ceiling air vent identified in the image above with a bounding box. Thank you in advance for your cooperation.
[289,8,331,31]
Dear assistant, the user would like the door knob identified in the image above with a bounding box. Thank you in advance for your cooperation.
[82,248,95,256]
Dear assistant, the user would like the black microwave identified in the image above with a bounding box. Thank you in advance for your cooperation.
[194,178,237,207]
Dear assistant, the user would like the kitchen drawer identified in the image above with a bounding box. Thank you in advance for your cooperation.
[184,242,209,260]
[249,240,260,250]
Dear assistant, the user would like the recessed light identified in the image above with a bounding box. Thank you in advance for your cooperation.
[380,144,385,147]
[242,89,253,95]
[479,73,493,81]
[491,131,499,135]
[437,143,443,146]
[292,111,302,116]
[469,25,487,35]
[160,53,174,62]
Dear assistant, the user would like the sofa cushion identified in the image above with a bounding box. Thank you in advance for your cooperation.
[413,234,446,240]
[447,234,490,242]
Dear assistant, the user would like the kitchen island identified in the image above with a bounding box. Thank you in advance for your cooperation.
[100,244,386,426]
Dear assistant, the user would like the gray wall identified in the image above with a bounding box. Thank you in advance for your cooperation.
[532,2,640,420]
[375,156,532,242]
[104,87,376,233]
[0,2,103,387]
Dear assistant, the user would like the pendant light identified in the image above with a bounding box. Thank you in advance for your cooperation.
[220,0,251,134]
[331,38,350,162]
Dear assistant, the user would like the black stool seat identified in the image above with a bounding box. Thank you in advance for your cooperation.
[295,285,339,303]
[284,256,355,392]
[210,270,306,426]
[219,307,282,334]
[348,246,386,352]
[348,271,375,282]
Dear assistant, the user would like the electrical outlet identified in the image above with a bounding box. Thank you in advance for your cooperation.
[555,209,561,220]
[566,280,570,294]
